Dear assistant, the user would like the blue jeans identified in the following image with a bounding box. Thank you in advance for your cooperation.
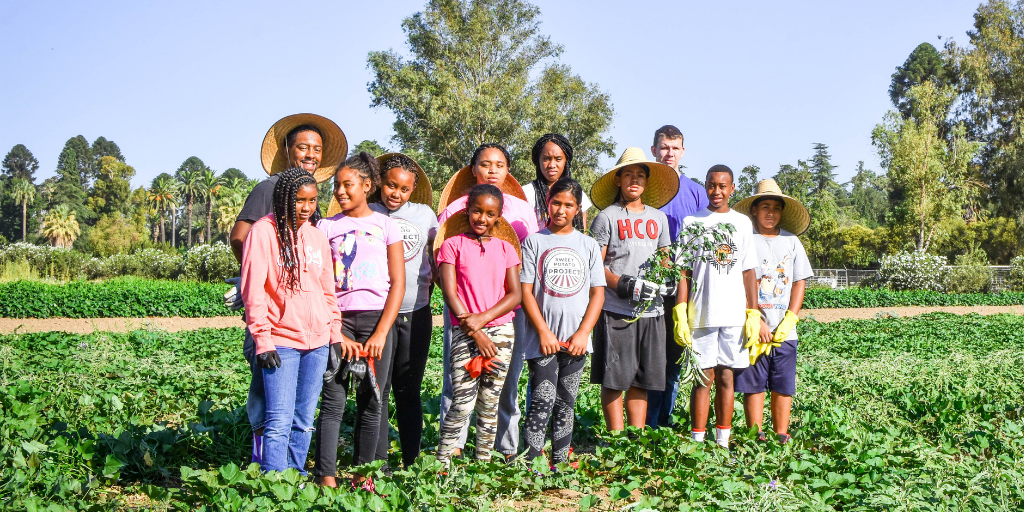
[243,329,267,432]
[261,344,329,474]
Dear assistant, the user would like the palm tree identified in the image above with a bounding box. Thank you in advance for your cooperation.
[41,204,80,249]
[178,169,201,246]
[216,190,245,243]
[198,169,222,244]
[149,176,176,244]
[8,178,36,241]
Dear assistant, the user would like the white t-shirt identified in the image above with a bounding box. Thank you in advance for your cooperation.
[522,181,594,225]
[679,208,758,328]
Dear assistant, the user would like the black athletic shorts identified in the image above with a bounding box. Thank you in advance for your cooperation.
[590,310,666,391]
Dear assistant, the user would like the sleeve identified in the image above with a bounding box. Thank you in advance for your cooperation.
[519,236,538,284]
[792,238,814,282]
[505,241,521,268]
[384,216,402,245]
[590,211,611,247]
[581,192,594,211]
[235,179,276,223]
[240,223,275,354]
[588,239,607,287]
[426,211,439,280]
[316,235,343,344]
[437,237,459,265]
[657,212,671,249]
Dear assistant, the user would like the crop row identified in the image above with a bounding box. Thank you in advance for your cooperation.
[0,278,238,318]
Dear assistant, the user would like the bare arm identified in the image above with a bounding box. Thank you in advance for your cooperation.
[364,242,406,359]
[675,270,692,305]
[601,246,620,290]
[230,220,253,265]
[789,279,806,316]
[743,268,757,309]
[521,282,559,355]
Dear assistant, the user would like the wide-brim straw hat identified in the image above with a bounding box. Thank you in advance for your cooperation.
[326,152,434,217]
[733,179,811,235]
[433,211,522,261]
[589,147,679,210]
[437,165,527,212]
[261,113,347,183]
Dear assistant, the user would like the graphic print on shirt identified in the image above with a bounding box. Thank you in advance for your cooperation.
[304,245,323,268]
[616,218,660,245]
[332,227,384,291]
[395,218,422,262]
[709,231,739,274]
[757,254,792,309]
[539,247,587,298]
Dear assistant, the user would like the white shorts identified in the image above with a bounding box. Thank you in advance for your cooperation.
[693,326,749,370]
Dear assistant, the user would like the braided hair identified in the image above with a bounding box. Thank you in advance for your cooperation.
[272,167,321,292]
[371,153,419,204]
[546,177,585,231]
[530,134,574,224]
[340,151,381,194]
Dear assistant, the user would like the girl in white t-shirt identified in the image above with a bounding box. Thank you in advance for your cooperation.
[523,134,594,228]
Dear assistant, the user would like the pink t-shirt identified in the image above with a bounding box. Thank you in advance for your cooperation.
[438,193,539,242]
[437,233,521,327]
[317,212,401,311]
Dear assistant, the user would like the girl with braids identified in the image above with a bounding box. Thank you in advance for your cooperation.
[368,153,438,468]
[523,133,594,230]
[240,167,344,474]
[519,178,605,468]
[314,152,405,490]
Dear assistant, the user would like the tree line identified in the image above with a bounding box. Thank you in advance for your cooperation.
[3,0,1024,268]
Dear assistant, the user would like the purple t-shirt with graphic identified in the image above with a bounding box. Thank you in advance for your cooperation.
[317,212,401,311]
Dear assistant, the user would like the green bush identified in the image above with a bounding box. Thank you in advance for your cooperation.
[85,248,181,280]
[1008,255,1024,291]
[0,277,237,318]
[873,250,947,291]
[180,242,238,282]
[0,242,88,280]
[802,287,1024,308]
[944,253,993,293]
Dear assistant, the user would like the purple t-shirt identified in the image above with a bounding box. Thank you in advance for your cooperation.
[317,212,401,311]
[660,172,709,242]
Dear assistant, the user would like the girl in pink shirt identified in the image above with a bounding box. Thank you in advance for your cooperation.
[313,153,405,490]
[436,184,523,465]
[240,167,343,475]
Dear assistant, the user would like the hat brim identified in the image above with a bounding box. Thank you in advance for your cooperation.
[733,193,810,236]
[261,113,347,183]
[433,211,521,261]
[324,152,435,217]
[438,165,527,212]
[590,160,680,210]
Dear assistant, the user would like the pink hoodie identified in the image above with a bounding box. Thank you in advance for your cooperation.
[242,215,342,355]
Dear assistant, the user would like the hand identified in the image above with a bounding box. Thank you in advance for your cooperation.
[616,275,663,302]
[472,331,497,359]
[457,312,488,335]
[539,329,560,356]
[338,337,361,360]
[565,331,588,357]
[223,277,243,311]
[773,310,799,343]
[364,333,386,360]
[759,318,773,345]
[256,350,281,369]
[671,302,692,347]
[743,309,761,343]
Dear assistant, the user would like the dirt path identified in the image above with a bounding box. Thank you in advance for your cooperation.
[1,306,1022,335]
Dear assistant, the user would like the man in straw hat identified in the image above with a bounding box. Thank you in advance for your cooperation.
[732,179,811,445]
[588,147,677,430]
[224,113,347,465]
[647,125,708,429]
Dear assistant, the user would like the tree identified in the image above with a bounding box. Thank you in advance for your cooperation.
[890,42,946,119]
[8,178,35,241]
[88,156,135,216]
[2,144,40,182]
[847,161,889,228]
[149,175,177,244]
[217,192,244,243]
[88,213,146,256]
[773,162,812,204]
[367,0,615,183]
[872,82,982,251]
[51,147,91,224]
[41,204,80,248]
[60,136,93,188]
[732,165,760,206]
[90,136,124,178]
[809,143,840,197]
[198,169,222,244]
[350,140,391,157]
[176,157,207,246]
[219,167,248,182]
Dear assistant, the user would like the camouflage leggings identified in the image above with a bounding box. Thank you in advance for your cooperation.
[436,322,515,462]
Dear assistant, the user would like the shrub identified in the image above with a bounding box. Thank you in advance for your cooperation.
[180,242,239,282]
[944,253,993,293]
[85,248,181,280]
[1008,255,1024,291]
[873,251,947,291]
[0,242,88,280]
[802,287,1024,308]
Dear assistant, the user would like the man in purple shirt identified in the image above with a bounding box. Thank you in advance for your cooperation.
[648,125,709,429]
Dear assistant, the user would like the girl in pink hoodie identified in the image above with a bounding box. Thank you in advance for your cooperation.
[241,167,350,474]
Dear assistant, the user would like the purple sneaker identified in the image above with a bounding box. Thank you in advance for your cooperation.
[252,433,263,464]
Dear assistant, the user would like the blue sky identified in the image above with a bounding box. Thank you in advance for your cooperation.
[0,0,981,188]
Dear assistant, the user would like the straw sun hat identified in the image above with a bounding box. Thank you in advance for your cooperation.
[437,164,527,212]
[433,211,522,260]
[733,179,811,235]
[260,113,347,183]
[326,152,434,217]
[589,147,679,210]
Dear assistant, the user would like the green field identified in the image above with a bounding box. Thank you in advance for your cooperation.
[2,312,1023,511]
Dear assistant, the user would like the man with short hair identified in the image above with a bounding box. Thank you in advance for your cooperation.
[225,113,346,464]
[647,125,708,429]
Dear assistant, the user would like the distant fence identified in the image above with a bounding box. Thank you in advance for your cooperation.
[809,266,1013,292]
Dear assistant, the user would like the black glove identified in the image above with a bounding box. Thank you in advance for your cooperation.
[256,350,281,369]
[616,275,664,302]
[324,343,344,382]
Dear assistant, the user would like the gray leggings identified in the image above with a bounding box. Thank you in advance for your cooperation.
[523,352,586,463]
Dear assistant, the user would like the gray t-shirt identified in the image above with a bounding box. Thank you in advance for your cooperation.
[590,204,671,317]
[520,229,606,359]
[369,201,438,313]
[753,230,812,340]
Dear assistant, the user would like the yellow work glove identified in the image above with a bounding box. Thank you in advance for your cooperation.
[744,309,761,343]
[672,302,692,347]
[772,310,800,344]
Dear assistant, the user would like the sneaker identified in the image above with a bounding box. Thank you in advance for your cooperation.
[757,431,767,442]
[778,433,791,445]
[251,433,263,465]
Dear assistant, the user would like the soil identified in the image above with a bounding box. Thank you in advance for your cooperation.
[1,306,1022,335]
